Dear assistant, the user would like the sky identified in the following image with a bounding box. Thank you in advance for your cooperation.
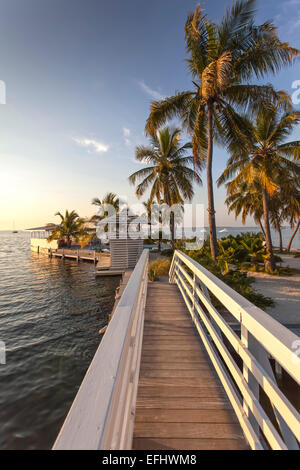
[0,0,300,230]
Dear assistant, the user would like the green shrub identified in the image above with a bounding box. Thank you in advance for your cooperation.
[180,243,274,309]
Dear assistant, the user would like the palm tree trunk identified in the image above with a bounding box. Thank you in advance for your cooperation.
[256,217,265,237]
[158,213,162,252]
[262,186,276,271]
[165,189,175,244]
[286,220,300,253]
[277,226,283,253]
[207,101,218,261]
[170,212,175,243]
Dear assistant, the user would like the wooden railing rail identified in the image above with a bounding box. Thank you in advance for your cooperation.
[169,250,300,450]
[53,249,149,450]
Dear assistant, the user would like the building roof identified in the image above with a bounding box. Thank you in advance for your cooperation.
[98,210,149,225]
[26,225,58,231]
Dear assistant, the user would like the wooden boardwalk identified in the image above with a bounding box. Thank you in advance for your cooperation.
[133,282,248,450]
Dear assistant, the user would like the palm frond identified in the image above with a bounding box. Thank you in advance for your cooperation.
[145,92,194,135]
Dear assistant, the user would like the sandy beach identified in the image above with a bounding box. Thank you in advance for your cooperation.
[250,254,300,326]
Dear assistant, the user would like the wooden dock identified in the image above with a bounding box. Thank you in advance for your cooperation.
[49,248,110,268]
[53,250,300,451]
[133,283,247,450]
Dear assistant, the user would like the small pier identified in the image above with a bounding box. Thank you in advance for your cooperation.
[48,248,110,267]
[53,250,300,451]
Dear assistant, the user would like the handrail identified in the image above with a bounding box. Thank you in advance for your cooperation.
[53,249,149,450]
[170,250,300,451]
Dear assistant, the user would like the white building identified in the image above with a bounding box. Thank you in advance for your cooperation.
[97,211,147,271]
[27,225,58,252]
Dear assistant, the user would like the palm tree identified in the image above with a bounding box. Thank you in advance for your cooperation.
[48,210,89,248]
[142,198,162,250]
[145,0,299,260]
[280,175,300,252]
[287,221,300,253]
[91,192,119,223]
[142,199,153,223]
[129,126,202,242]
[225,181,265,235]
[218,98,300,271]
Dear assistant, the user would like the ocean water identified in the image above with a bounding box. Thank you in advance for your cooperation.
[184,226,300,250]
[0,231,120,450]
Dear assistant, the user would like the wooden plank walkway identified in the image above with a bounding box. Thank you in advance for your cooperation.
[133,282,248,450]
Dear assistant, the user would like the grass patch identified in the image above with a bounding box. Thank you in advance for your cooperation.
[148,258,171,282]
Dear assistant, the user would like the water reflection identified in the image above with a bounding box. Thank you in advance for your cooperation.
[0,232,120,449]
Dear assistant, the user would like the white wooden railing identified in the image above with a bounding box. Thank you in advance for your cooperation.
[53,249,149,450]
[169,250,300,450]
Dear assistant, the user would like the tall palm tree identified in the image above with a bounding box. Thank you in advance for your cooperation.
[145,0,299,260]
[48,210,88,248]
[129,127,202,242]
[269,195,285,252]
[218,98,300,270]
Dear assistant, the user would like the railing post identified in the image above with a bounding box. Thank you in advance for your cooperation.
[175,259,181,288]
[192,272,196,316]
[241,325,260,435]
[169,253,177,284]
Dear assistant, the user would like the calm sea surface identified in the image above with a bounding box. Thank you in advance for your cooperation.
[0,231,120,450]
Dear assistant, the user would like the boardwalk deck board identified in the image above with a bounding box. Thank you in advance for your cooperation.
[133,283,248,450]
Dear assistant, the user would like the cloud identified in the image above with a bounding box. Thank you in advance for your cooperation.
[138,80,165,100]
[122,127,131,146]
[73,137,109,153]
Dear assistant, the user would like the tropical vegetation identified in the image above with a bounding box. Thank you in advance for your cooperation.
[148,258,171,282]
[144,0,299,262]
[218,96,300,270]
[129,126,202,242]
[173,233,275,308]
[90,192,119,223]
[48,210,90,248]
